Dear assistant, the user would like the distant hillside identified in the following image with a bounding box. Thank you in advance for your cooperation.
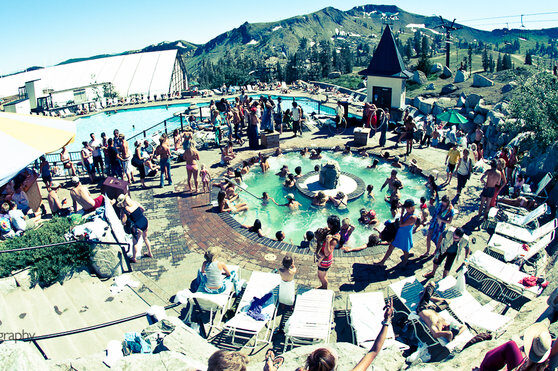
[5,4,557,80]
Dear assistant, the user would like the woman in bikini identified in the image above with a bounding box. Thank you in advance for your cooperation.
[60,146,77,176]
[217,190,248,213]
[184,144,200,193]
[315,215,340,289]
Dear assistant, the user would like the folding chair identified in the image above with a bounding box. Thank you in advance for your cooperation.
[494,218,557,243]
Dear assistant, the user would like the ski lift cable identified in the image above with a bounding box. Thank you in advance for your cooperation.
[461,11,558,23]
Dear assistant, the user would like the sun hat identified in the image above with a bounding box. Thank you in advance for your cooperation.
[524,322,552,363]
[116,194,127,207]
[285,193,295,200]
[403,199,416,208]
[71,176,80,185]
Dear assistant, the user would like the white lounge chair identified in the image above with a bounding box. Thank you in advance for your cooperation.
[223,271,281,350]
[436,275,511,334]
[494,218,557,243]
[522,173,553,201]
[488,204,548,227]
[283,289,335,352]
[389,277,474,352]
[347,292,401,350]
[467,251,545,302]
[488,230,555,262]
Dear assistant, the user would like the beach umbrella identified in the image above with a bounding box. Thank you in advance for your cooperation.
[436,109,468,124]
[0,112,76,186]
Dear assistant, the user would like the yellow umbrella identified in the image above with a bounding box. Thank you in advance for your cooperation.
[0,112,75,186]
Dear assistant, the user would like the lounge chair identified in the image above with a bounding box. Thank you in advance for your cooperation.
[347,291,403,350]
[466,251,545,310]
[494,218,558,243]
[488,203,548,228]
[488,230,555,262]
[223,271,281,350]
[174,266,241,337]
[389,277,474,352]
[283,289,335,352]
[521,173,553,201]
[436,275,511,334]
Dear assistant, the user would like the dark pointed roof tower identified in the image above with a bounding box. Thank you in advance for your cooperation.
[359,25,411,79]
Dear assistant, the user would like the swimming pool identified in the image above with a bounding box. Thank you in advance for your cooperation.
[70,95,350,151]
[230,151,429,249]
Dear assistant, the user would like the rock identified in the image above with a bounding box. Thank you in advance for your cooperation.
[430,63,443,74]
[474,100,491,115]
[319,161,341,189]
[454,69,469,83]
[486,110,505,125]
[494,101,510,115]
[328,71,341,79]
[90,244,124,279]
[432,98,454,116]
[456,96,466,108]
[460,120,476,133]
[412,70,428,85]
[501,81,518,93]
[425,83,435,90]
[465,94,482,109]
[524,142,558,177]
[0,276,17,294]
[473,114,485,124]
[161,324,218,366]
[247,343,405,371]
[413,97,433,115]
[441,66,453,78]
[113,351,206,371]
[11,270,32,290]
[440,84,458,95]
[0,341,47,370]
[472,74,494,87]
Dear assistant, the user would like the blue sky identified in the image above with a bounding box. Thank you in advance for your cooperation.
[1,0,556,74]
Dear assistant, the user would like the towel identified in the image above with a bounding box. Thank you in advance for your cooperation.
[146,305,167,322]
[247,292,273,321]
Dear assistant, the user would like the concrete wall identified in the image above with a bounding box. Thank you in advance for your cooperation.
[24,81,37,110]
[4,99,31,114]
[366,76,406,109]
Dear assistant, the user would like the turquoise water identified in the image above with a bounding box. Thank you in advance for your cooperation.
[232,152,429,248]
[71,96,354,151]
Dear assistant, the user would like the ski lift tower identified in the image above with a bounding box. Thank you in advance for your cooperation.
[436,17,462,67]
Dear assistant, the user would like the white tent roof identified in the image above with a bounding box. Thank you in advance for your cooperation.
[0,50,179,99]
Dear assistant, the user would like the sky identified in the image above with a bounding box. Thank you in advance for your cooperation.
[1,0,556,75]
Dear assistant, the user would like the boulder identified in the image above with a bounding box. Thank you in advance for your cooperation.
[465,93,482,109]
[486,110,505,125]
[0,276,17,294]
[430,63,443,74]
[524,142,558,177]
[90,244,124,279]
[472,74,494,87]
[319,161,341,189]
[328,71,341,79]
[432,98,454,115]
[474,100,491,115]
[501,81,518,93]
[440,84,458,95]
[412,70,428,85]
[441,66,453,78]
[460,120,476,134]
[454,69,469,83]
[456,96,466,108]
[413,96,433,115]
[113,351,206,371]
[494,101,511,115]
[0,341,47,370]
[161,324,218,366]
[11,269,32,290]
[425,83,435,90]
[247,343,405,371]
[473,114,485,124]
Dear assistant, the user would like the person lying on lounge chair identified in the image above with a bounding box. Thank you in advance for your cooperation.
[417,282,465,342]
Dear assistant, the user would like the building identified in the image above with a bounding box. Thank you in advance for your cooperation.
[0,49,187,113]
[359,25,411,109]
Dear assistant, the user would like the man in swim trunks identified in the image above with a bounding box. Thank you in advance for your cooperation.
[478,159,502,219]
[417,282,465,342]
[118,134,135,184]
[380,170,401,196]
[154,136,172,187]
[69,177,104,213]
[498,196,538,211]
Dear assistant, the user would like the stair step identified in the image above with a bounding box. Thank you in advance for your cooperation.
[3,287,81,359]
[131,272,179,314]
[0,292,19,334]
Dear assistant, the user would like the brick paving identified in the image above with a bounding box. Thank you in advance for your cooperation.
[124,123,490,293]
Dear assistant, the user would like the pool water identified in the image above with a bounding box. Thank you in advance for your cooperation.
[70,96,355,151]
[231,151,429,249]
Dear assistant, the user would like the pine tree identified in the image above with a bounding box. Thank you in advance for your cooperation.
[417,51,432,75]
[502,53,513,70]
[404,39,413,60]
[525,52,533,65]
[468,46,473,74]
[489,54,495,72]
[482,48,489,71]
[497,54,503,71]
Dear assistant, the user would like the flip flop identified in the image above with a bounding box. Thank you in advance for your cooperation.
[273,356,284,368]
[265,349,275,362]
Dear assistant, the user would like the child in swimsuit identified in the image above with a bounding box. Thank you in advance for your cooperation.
[200,164,211,193]
[339,218,355,249]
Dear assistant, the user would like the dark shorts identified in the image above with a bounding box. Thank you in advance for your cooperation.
[447,163,456,173]
[481,187,496,198]
[42,175,52,184]
[318,266,330,272]
[434,251,457,271]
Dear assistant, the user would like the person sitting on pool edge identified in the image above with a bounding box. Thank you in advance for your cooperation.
[276,230,285,242]
[300,231,315,250]
[217,190,248,213]
[242,219,265,237]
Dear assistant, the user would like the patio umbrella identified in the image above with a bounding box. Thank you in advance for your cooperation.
[0,112,76,187]
[436,109,468,125]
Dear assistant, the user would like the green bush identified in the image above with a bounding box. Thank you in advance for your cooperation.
[0,217,93,287]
